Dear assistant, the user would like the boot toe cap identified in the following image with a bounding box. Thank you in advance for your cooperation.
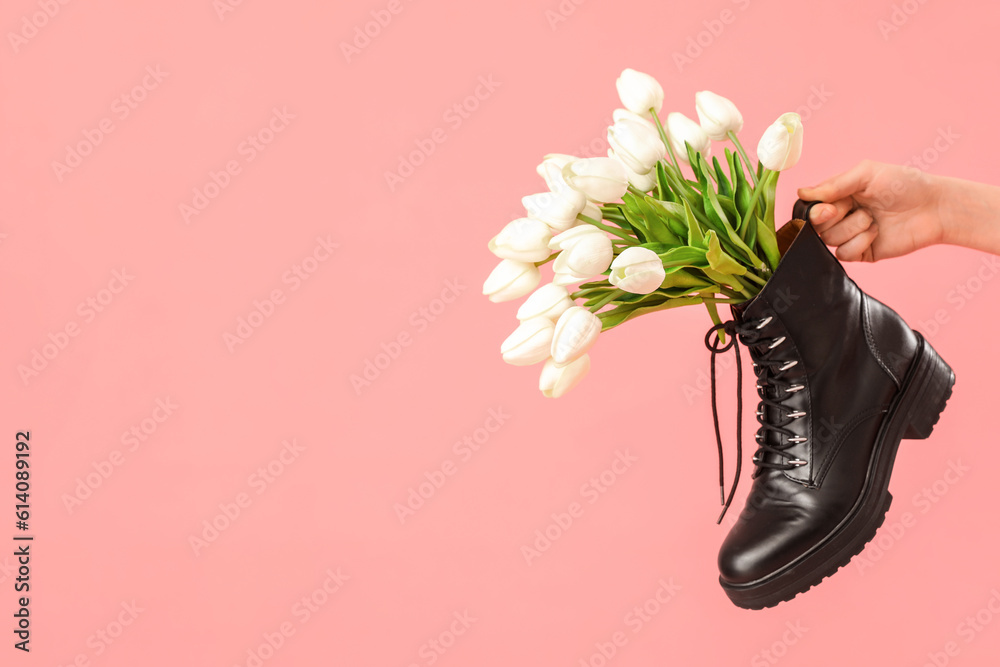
[718,509,828,585]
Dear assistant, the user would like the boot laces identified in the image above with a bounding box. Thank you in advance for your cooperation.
[704,317,809,524]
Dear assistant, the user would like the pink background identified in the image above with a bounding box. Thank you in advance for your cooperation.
[2,0,999,665]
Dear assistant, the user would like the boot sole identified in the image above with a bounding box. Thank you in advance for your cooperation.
[719,333,955,609]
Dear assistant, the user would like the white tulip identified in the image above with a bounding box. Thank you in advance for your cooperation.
[539,354,591,398]
[579,201,602,223]
[563,157,629,203]
[608,246,666,294]
[553,232,614,279]
[608,118,666,174]
[517,284,574,322]
[501,317,555,366]
[551,269,592,287]
[549,223,605,251]
[612,108,656,129]
[757,112,804,171]
[537,153,578,191]
[522,190,586,233]
[616,68,664,116]
[609,149,658,193]
[483,259,541,303]
[695,91,744,141]
[551,306,602,366]
[489,217,552,262]
[666,112,711,162]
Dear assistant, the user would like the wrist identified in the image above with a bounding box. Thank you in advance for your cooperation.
[932,174,958,247]
[934,175,1000,254]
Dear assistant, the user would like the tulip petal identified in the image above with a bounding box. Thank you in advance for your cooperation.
[539,354,591,398]
[551,306,601,366]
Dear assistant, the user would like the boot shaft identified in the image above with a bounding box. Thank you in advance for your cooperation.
[729,222,920,486]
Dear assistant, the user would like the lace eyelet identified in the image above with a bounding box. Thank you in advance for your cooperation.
[789,459,808,467]
[788,410,806,419]
[786,384,804,393]
[755,316,773,329]
[778,360,798,371]
[788,436,808,444]
[767,336,786,350]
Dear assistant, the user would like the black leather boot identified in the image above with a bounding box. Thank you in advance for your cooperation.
[705,200,956,610]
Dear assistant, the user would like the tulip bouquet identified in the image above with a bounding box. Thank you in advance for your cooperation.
[483,68,804,397]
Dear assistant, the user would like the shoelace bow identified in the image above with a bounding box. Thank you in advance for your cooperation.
[704,317,808,524]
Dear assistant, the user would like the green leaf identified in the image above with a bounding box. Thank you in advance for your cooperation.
[613,290,668,305]
[640,242,677,254]
[718,194,739,224]
[725,148,738,186]
[744,209,758,250]
[598,296,704,330]
[705,230,747,276]
[735,169,753,227]
[713,156,732,198]
[636,196,683,245]
[763,170,779,235]
[655,162,675,203]
[682,199,704,247]
[618,197,650,244]
[656,245,709,269]
[622,193,682,245]
[756,219,780,271]
[660,266,713,289]
[727,148,753,247]
[632,203,681,245]
[704,300,723,340]
[660,283,717,298]
[699,157,732,233]
[646,199,686,220]
[686,143,704,181]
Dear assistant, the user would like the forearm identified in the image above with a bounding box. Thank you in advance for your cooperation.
[936,174,1000,255]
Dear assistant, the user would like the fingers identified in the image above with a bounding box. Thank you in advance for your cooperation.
[834,222,879,262]
[808,197,855,233]
[797,160,875,205]
[818,207,874,246]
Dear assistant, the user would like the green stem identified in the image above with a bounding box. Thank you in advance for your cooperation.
[742,271,766,287]
[726,274,754,299]
[703,300,724,343]
[588,288,625,312]
[595,296,744,331]
[534,254,557,267]
[739,168,775,233]
[570,286,612,299]
[703,160,719,185]
[650,109,682,174]
[578,214,639,245]
[728,130,759,187]
[714,285,744,300]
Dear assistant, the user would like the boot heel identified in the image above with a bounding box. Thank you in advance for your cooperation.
[902,336,956,440]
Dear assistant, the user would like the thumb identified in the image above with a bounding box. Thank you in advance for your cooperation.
[797,160,874,203]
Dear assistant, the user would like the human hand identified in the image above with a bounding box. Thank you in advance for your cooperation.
[796,160,946,262]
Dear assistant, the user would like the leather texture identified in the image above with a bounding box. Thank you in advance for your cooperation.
[719,220,920,585]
